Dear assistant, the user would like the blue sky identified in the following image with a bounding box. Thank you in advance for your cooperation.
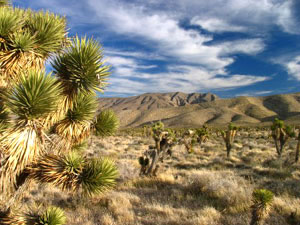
[13,0,300,98]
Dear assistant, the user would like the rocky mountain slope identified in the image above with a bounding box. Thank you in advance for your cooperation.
[98,92,300,127]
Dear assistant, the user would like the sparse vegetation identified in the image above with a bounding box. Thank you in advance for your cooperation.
[0,2,300,225]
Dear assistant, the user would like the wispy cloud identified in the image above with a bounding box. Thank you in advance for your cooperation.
[238,90,274,97]
[285,56,300,80]
[191,17,247,33]
[105,57,269,95]
[13,0,299,97]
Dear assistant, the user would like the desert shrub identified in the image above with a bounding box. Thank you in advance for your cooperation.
[188,170,253,213]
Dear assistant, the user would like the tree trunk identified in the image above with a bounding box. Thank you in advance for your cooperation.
[250,208,263,225]
[295,139,300,163]
[146,150,159,176]
[226,143,231,158]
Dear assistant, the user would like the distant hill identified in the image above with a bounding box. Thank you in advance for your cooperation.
[98,92,300,127]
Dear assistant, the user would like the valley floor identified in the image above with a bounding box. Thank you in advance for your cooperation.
[22,130,300,225]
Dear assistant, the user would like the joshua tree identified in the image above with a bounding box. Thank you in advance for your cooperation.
[250,189,274,225]
[295,130,300,163]
[182,125,209,153]
[271,118,295,158]
[221,123,238,158]
[0,1,118,223]
[139,122,176,176]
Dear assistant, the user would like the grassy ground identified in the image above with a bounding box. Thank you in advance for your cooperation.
[19,129,300,225]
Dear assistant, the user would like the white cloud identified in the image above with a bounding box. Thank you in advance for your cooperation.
[105,56,269,95]
[89,1,265,71]
[218,39,265,56]
[15,0,281,96]
[285,56,300,80]
[238,90,273,97]
[191,17,247,33]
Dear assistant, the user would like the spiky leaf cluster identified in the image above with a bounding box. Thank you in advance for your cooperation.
[81,158,118,196]
[228,122,238,131]
[94,109,119,137]
[5,70,62,121]
[25,206,66,225]
[0,0,10,7]
[152,121,164,133]
[55,93,98,145]
[252,189,274,206]
[0,6,67,87]
[52,36,110,97]
[32,153,118,196]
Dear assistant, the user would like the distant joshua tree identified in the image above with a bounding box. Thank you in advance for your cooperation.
[139,122,176,176]
[220,123,238,158]
[0,1,119,223]
[182,125,209,154]
[271,118,295,158]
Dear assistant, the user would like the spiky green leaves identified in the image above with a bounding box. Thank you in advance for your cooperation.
[228,122,238,130]
[27,11,67,57]
[252,189,274,206]
[32,154,118,196]
[66,93,97,122]
[5,70,62,121]
[94,110,119,137]
[55,93,97,145]
[31,153,84,191]
[52,36,110,96]
[0,7,23,40]
[0,7,67,88]
[25,206,66,225]
[38,207,66,225]
[0,0,10,7]
[11,32,36,53]
[250,189,274,225]
[271,118,284,130]
[80,158,118,196]
[152,121,164,133]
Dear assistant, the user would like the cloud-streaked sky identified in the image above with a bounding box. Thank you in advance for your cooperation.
[13,0,300,98]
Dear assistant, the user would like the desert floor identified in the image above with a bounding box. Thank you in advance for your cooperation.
[21,129,300,225]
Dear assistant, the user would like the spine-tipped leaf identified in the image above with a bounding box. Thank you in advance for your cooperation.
[94,109,119,137]
[55,93,97,145]
[52,36,110,96]
[80,158,118,196]
[27,11,67,57]
[25,206,66,225]
[5,70,62,122]
[31,153,84,191]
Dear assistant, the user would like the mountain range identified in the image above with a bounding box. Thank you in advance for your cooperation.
[98,92,300,127]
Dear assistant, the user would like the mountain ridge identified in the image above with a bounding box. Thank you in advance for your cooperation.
[98,92,300,127]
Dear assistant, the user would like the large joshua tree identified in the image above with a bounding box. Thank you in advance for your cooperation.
[0,1,118,224]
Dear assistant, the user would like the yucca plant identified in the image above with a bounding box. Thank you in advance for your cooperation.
[24,206,66,225]
[139,122,176,176]
[271,118,295,158]
[0,1,118,222]
[221,123,238,158]
[250,189,274,225]
[182,125,209,153]
[94,109,119,137]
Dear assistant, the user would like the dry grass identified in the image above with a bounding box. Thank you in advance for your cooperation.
[13,129,300,224]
